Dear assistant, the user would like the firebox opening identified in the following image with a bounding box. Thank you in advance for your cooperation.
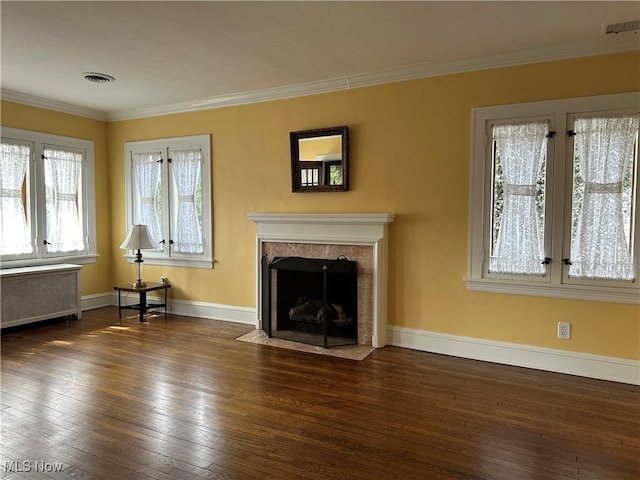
[263,256,358,348]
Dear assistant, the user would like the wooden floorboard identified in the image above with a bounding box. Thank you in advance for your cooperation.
[1,307,638,479]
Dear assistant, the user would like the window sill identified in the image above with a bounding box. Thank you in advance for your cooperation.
[124,255,213,269]
[1,254,98,270]
[465,277,639,305]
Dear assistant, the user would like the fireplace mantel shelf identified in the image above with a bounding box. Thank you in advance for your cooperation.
[248,213,395,246]
[247,213,395,225]
[248,212,394,348]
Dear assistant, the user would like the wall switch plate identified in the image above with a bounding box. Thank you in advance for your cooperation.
[557,322,571,339]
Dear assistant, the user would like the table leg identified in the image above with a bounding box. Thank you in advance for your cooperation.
[118,291,122,319]
[164,287,168,319]
[139,291,147,322]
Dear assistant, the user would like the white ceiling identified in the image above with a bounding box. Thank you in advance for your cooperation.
[1,1,639,121]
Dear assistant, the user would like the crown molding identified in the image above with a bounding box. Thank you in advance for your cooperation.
[345,36,640,90]
[106,77,351,122]
[1,89,107,121]
[106,36,640,121]
[3,36,638,123]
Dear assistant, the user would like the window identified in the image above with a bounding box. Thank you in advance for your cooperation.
[299,162,320,186]
[124,135,212,268]
[567,114,638,282]
[0,127,97,267]
[488,119,552,277]
[467,93,639,304]
[298,154,343,187]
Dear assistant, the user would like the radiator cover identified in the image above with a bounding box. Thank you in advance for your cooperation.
[1,264,82,328]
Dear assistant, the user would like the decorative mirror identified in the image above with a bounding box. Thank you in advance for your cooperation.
[290,126,349,192]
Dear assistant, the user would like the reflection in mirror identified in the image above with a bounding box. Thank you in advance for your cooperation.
[291,126,348,192]
[299,136,342,186]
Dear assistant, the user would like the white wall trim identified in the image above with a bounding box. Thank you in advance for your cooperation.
[81,292,113,311]
[388,325,640,385]
[99,40,640,121]
[85,292,255,325]
[1,89,107,121]
[165,298,255,324]
[3,38,637,122]
[465,277,639,304]
[81,293,638,384]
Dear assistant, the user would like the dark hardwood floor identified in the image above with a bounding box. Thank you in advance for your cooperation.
[1,307,638,480]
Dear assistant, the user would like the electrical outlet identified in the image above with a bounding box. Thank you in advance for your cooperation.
[557,322,571,339]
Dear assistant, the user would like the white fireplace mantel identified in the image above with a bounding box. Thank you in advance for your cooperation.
[247,213,394,348]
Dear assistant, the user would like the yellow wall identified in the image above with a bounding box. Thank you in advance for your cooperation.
[3,51,639,361]
[0,103,112,296]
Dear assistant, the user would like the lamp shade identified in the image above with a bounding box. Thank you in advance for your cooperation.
[120,224,156,250]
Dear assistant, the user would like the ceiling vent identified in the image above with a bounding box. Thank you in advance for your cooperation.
[604,20,640,35]
[83,72,115,83]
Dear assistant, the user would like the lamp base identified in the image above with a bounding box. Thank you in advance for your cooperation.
[132,279,147,289]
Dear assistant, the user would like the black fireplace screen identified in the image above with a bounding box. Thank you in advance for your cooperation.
[261,255,357,348]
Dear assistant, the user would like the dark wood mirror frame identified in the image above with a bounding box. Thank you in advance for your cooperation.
[290,126,349,193]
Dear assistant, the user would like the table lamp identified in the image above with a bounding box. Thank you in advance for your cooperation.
[120,224,156,288]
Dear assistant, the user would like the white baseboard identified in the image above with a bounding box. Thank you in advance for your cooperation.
[166,298,255,324]
[81,292,113,311]
[388,326,640,385]
[81,292,255,325]
[81,293,638,384]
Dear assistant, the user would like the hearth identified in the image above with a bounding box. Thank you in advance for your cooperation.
[262,255,358,348]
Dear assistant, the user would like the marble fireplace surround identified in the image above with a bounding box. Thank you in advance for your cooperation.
[247,213,394,348]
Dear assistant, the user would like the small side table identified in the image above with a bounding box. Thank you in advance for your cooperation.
[114,282,171,323]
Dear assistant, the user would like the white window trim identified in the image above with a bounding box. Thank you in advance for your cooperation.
[466,92,640,304]
[0,127,97,269]
[124,134,213,269]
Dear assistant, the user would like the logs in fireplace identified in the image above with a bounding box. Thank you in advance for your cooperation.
[261,255,358,348]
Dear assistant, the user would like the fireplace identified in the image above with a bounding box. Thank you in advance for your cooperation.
[248,213,395,348]
[262,255,358,348]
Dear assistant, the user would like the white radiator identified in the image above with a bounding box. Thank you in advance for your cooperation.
[0,264,82,329]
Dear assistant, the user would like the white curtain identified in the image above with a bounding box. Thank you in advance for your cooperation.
[489,121,548,275]
[44,147,84,253]
[0,142,32,255]
[170,148,203,254]
[133,152,162,251]
[569,114,639,280]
